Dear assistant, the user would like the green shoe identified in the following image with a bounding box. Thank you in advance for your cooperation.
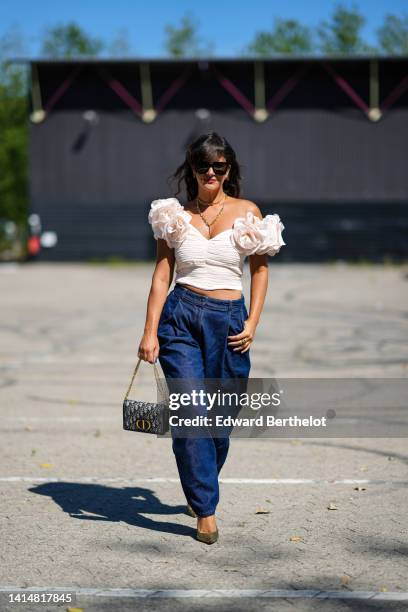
[196,528,219,545]
[186,503,197,518]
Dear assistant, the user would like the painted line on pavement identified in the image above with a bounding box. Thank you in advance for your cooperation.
[0,476,406,485]
[2,416,116,422]
[0,586,406,601]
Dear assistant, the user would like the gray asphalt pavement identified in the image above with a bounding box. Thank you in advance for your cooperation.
[0,261,407,612]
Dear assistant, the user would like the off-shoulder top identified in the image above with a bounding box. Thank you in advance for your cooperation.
[148,197,286,291]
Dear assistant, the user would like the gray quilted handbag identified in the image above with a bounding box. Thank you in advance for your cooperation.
[123,358,169,435]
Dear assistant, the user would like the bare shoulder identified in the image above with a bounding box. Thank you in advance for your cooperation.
[231,198,263,220]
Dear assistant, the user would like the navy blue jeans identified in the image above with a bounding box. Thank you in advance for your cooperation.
[157,283,251,518]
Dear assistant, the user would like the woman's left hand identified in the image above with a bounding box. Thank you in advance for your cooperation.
[227,318,257,353]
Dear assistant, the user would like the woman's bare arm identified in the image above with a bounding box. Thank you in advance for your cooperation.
[138,239,175,363]
[247,252,268,327]
[227,201,269,353]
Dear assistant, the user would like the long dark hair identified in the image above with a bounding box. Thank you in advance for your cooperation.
[168,132,242,201]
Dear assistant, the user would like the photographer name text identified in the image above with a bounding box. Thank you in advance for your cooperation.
[169,415,327,428]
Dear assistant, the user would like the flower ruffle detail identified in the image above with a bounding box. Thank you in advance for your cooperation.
[148,198,191,248]
[230,211,286,256]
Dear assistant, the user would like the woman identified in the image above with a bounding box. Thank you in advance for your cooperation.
[138,132,285,544]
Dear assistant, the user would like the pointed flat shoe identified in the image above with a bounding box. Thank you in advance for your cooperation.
[196,528,219,544]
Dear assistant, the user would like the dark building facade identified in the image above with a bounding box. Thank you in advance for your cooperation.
[27,57,408,261]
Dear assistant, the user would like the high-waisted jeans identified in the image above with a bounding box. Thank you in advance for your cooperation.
[157,283,251,518]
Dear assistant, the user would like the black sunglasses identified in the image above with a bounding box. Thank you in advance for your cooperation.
[195,161,229,175]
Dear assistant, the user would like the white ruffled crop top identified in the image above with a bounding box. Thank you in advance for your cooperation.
[148,197,286,291]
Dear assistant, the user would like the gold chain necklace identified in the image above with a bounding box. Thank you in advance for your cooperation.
[196,193,227,233]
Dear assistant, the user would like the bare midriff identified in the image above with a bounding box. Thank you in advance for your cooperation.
[178,283,242,300]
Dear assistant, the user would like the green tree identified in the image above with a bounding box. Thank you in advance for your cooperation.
[164,13,214,57]
[245,18,314,56]
[376,14,408,55]
[0,28,28,225]
[317,3,377,55]
[40,22,104,58]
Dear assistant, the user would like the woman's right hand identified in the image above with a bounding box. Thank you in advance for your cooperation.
[138,332,160,364]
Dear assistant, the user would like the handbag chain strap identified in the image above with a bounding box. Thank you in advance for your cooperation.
[124,358,167,402]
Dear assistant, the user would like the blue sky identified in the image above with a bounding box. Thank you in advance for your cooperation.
[1,0,407,57]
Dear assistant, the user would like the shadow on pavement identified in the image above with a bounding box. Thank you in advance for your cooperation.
[28,482,195,538]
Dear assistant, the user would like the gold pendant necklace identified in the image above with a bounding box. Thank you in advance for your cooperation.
[196,194,227,233]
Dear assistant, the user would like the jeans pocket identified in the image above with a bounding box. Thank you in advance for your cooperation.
[160,295,182,326]
[238,304,249,332]
[228,308,245,337]
[243,303,249,322]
